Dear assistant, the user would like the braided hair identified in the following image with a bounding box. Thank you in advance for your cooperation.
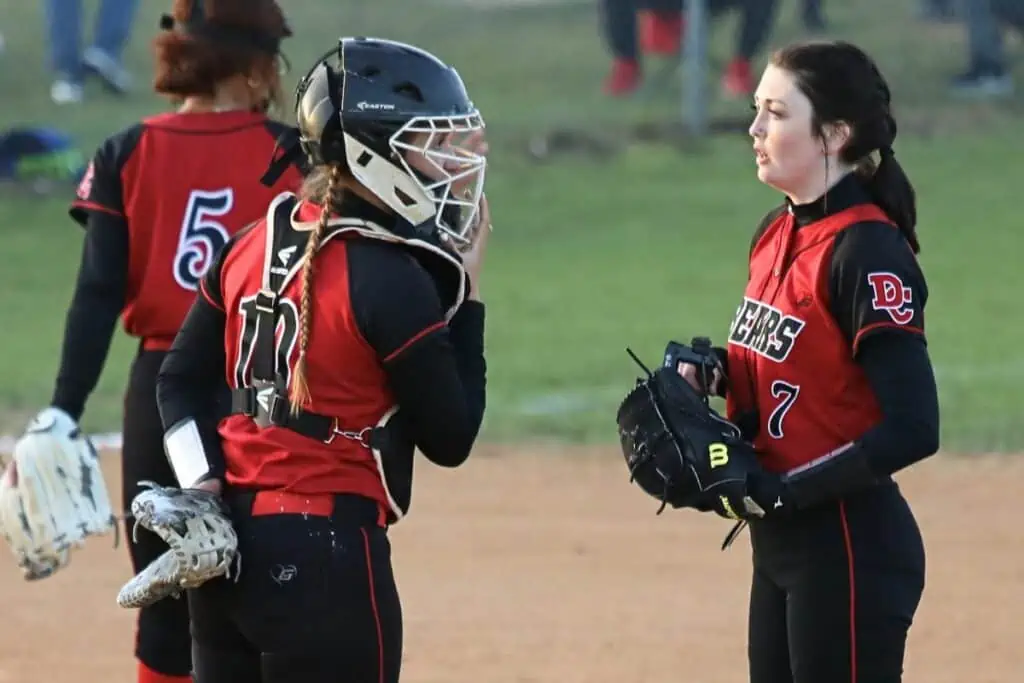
[771,40,920,253]
[288,165,346,414]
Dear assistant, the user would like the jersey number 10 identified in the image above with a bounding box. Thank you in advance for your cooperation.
[232,295,301,390]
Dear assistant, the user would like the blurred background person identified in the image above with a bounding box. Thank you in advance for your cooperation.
[601,0,781,99]
[917,0,960,20]
[800,0,827,31]
[46,0,299,681]
[949,0,1022,96]
[43,0,140,105]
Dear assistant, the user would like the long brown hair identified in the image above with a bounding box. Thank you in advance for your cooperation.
[152,0,290,108]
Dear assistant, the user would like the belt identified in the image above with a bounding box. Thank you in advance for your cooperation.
[233,490,386,527]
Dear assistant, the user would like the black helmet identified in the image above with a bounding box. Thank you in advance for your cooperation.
[266,36,486,247]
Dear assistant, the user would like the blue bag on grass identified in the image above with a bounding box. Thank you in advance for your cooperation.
[0,126,87,193]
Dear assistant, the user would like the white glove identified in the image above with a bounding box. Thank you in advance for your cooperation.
[0,407,118,580]
[117,481,239,609]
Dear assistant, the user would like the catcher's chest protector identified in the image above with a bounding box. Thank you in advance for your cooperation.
[725,205,888,472]
[217,193,415,524]
[219,193,398,433]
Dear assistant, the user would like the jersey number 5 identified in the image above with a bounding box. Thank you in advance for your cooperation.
[232,295,301,389]
[767,380,800,439]
[174,189,233,291]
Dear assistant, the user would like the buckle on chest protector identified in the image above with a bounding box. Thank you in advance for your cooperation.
[243,385,290,430]
[324,421,374,448]
[232,385,378,447]
[254,289,277,314]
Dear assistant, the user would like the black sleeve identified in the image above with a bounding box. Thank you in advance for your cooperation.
[855,332,940,475]
[155,293,229,480]
[782,331,940,508]
[49,210,128,420]
[829,221,927,356]
[51,126,143,419]
[349,241,486,468]
[154,233,241,481]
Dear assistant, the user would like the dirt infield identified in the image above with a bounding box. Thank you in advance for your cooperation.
[0,446,1019,682]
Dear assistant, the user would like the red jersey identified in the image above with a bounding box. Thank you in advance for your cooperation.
[69,110,303,349]
[199,193,465,514]
[725,194,927,474]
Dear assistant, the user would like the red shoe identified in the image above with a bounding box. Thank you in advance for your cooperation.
[639,10,683,56]
[603,58,641,96]
[721,58,754,98]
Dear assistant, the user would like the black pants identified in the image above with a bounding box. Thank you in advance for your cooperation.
[188,492,402,683]
[747,482,926,683]
[123,348,193,676]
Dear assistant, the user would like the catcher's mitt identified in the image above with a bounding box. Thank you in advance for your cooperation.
[0,407,118,580]
[615,343,766,518]
[116,481,239,609]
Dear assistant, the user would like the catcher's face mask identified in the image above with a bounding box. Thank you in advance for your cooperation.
[358,113,487,249]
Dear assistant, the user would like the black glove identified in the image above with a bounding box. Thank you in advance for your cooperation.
[615,344,766,515]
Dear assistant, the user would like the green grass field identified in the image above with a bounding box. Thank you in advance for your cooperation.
[0,0,1021,451]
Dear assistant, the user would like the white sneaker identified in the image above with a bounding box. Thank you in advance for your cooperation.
[50,79,84,105]
[82,46,132,93]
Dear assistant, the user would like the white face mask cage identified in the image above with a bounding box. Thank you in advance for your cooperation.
[393,113,487,244]
[341,112,486,247]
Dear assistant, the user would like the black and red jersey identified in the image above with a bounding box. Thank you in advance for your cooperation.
[726,175,928,474]
[182,192,485,516]
[69,110,303,349]
[51,110,305,420]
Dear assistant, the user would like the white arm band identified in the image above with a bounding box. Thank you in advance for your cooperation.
[164,419,212,489]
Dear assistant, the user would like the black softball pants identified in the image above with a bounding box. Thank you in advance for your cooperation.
[747,481,926,683]
[122,347,193,677]
[188,491,402,683]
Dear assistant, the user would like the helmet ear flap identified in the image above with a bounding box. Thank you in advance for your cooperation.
[295,60,348,169]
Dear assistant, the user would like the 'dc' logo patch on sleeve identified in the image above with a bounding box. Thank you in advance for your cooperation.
[866,271,914,325]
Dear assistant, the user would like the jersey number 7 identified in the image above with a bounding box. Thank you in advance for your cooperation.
[767,380,800,439]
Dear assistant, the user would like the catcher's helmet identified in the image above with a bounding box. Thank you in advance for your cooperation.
[281,37,486,247]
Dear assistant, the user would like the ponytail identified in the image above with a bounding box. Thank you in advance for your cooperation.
[864,147,920,254]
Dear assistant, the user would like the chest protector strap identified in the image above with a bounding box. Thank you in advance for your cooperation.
[229,194,360,444]
[227,193,419,525]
